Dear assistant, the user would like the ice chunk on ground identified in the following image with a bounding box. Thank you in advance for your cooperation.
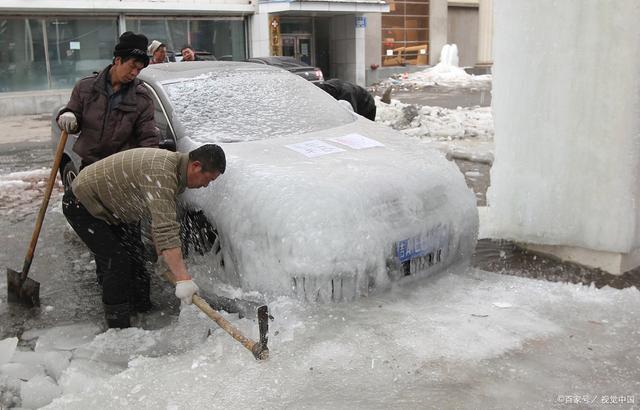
[20,374,61,408]
[0,337,18,365]
[73,307,211,365]
[58,358,122,395]
[12,351,72,381]
[0,363,46,381]
[34,323,101,352]
[376,98,494,140]
[0,374,22,408]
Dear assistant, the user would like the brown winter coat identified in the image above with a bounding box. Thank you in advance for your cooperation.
[57,65,160,165]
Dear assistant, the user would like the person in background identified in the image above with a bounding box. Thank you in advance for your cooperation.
[56,31,160,314]
[180,45,198,62]
[315,78,377,121]
[148,40,167,64]
[65,145,226,328]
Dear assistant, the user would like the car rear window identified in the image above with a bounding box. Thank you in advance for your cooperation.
[162,69,355,143]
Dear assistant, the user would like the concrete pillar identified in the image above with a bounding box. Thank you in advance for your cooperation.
[249,13,270,58]
[364,13,382,85]
[486,0,640,275]
[476,0,493,67]
[429,0,448,65]
[329,15,363,84]
[355,15,366,86]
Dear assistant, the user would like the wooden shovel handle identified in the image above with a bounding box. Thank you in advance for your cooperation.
[163,271,269,360]
[21,130,69,280]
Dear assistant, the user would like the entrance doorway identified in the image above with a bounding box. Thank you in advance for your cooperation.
[282,35,312,65]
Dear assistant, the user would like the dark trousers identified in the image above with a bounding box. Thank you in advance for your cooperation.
[62,190,150,310]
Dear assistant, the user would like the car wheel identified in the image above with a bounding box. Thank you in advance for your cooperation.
[181,210,221,260]
[62,161,78,192]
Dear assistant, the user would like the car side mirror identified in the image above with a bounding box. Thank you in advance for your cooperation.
[159,138,176,152]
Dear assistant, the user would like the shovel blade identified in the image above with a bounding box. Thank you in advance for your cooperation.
[7,268,40,307]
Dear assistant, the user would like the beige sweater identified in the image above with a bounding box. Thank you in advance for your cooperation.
[72,148,188,252]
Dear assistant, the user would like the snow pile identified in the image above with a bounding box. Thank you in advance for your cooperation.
[0,309,215,409]
[0,269,627,409]
[0,168,63,218]
[407,44,491,87]
[376,97,494,140]
[375,44,492,90]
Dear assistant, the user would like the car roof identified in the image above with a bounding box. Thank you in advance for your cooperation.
[138,61,281,86]
[248,56,310,67]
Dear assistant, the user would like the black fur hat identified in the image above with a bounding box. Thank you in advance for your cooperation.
[113,31,150,67]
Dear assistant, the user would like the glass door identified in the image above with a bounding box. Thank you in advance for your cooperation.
[281,35,312,65]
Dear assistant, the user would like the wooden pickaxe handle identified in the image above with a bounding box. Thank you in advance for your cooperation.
[163,271,269,360]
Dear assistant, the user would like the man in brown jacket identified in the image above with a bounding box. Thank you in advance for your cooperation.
[56,31,159,166]
[63,145,226,328]
[57,31,160,311]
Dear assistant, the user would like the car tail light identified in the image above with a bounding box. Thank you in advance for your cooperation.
[315,70,324,81]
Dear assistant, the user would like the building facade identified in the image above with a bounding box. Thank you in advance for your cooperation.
[0,0,491,116]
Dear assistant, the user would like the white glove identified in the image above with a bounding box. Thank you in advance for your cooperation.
[175,280,199,305]
[58,112,78,133]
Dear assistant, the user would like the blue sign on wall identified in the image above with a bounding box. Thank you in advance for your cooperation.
[355,16,366,28]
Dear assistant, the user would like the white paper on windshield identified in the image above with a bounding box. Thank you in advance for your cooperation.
[285,140,346,158]
[328,133,385,150]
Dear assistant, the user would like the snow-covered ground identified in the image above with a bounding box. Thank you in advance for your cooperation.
[1,268,638,409]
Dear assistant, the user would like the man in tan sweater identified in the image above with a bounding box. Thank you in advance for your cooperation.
[63,145,226,328]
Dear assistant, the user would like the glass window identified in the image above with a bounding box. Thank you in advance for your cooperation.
[46,18,118,89]
[405,3,429,15]
[382,16,407,29]
[406,29,429,42]
[0,18,48,92]
[381,0,430,66]
[126,18,246,61]
[280,18,312,34]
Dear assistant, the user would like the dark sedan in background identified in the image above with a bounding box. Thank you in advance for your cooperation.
[246,56,324,83]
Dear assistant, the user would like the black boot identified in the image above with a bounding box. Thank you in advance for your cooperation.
[104,303,131,329]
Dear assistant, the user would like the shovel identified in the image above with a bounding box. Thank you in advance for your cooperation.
[7,130,69,307]
[163,271,270,360]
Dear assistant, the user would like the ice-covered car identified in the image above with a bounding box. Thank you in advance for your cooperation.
[51,62,478,302]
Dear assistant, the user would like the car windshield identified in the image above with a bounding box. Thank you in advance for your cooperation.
[162,69,354,143]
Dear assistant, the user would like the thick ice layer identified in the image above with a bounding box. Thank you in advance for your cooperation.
[34,323,101,352]
[180,118,478,299]
[41,270,640,409]
[487,0,640,253]
[11,351,72,381]
[0,337,17,365]
[20,374,61,408]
